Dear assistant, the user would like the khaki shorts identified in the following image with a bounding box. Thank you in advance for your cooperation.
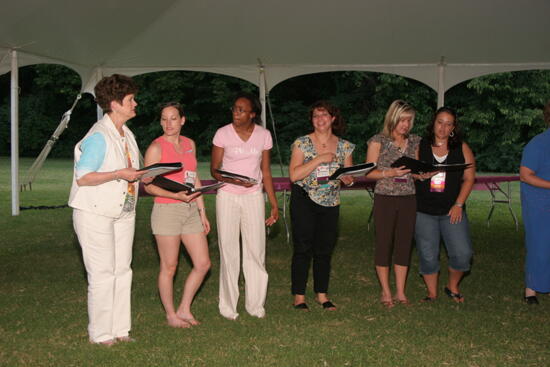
[151,202,204,236]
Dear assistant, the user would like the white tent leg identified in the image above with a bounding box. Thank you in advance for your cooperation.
[259,64,267,128]
[437,57,445,108]
[96,105,103,121]
[10,50,20,216]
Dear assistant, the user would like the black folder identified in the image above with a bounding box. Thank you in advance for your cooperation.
[138,162,182,179]
[391,156,472,174]
[215,169,258,184]
[152,176,225,194]
[328,162,377,180]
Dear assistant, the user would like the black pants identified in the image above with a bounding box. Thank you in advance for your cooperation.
[290,184,340,295]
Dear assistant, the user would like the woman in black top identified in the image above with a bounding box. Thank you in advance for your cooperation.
[414,107,475,303]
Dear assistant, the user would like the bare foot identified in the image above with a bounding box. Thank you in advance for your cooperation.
[177,312,201,326]
[393,294,411,305]
[380,294,394,309]
[167,314,191,328]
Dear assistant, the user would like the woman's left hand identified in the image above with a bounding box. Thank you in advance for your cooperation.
[414,171,438,181]
[448,205,463,224]
[265,206,279,226]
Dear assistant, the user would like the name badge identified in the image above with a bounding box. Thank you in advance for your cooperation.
[316,163,331,184]
[430,171,446,192]
[185,171,196,185]
[394,174,408,183]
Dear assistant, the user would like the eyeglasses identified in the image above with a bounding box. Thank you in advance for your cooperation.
[230,106,251,114]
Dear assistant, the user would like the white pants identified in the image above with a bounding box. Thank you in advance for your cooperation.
[73,209,135,342]
[216,190,268,319]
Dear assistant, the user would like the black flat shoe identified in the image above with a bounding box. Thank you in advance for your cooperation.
[318,300,336,310]
[524,295,539,305]
[293,303,309,311]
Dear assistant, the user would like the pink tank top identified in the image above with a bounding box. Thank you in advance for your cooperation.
[154,136,197,204]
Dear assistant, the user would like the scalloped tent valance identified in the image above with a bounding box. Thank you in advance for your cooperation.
[2,0,550,94]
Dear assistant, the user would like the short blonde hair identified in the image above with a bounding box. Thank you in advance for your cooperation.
[381,100,416,138]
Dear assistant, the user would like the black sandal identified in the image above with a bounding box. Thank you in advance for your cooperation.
[293,303,309,311]
[524,295,539,305]
[444,287,464,302]
[319,301,336,310]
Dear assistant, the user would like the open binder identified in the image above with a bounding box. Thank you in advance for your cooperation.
[138,162,182,179]
[329,162,377,180]
[152,176,225,194]
[391,156,472,174]
[215,169,258,184]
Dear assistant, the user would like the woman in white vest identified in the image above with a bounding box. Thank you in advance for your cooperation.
[69,74,150,345]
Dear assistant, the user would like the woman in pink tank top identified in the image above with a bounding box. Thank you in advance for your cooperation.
[144,102,211,328]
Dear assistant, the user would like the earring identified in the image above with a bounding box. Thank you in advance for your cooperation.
[449,131,455,138]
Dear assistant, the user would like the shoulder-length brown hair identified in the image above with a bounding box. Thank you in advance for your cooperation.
[309,100,346,136]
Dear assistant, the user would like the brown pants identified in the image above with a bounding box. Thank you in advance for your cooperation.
[373,194,416,267]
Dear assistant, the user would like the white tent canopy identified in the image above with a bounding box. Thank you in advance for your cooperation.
[2,0,550,92]
[3,0,550,215]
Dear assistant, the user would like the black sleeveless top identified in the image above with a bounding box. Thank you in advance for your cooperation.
[415,138,465,215]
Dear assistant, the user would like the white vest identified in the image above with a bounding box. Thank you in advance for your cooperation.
[68,115,141,218]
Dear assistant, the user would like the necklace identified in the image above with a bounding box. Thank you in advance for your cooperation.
[435,141,445,147]
[314,134,330,149]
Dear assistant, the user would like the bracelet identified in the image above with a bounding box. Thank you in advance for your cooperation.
[114,170,119,180]
[454,203,463,208]
[382,169,386,178]
[198,208,205,213]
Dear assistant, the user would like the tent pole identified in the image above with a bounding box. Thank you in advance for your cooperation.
[437,56,445,108]
[94,67,104,120]
[97,105,103,121]
[258,61,267,128]
[10,49,20,216]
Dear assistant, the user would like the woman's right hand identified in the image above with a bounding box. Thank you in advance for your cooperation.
[116,168,144,182]
[316,152,336,165]
[386,165,411,178]
[174,191,202,203]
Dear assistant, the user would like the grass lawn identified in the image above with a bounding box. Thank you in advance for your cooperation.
[1,157,549,366]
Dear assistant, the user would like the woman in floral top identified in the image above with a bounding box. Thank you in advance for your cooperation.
[365,100,421,308]
[288,100,354,311]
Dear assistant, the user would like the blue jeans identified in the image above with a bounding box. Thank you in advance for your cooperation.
[415,211,473,274]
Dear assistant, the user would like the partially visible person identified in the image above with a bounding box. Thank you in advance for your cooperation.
[69,74,149,345]
[210,92,279,320]
[365,100,421,308]
[144,102,211,327]
[414,107,475,303]
[288,101,354,311]
[520,100,550,305]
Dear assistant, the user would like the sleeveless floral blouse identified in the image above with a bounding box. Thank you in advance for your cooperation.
[292,135,355,207]
[367,133,420,196]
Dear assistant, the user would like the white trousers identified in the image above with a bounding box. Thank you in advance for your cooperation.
[216,190,268,319]
[73,209,135,342]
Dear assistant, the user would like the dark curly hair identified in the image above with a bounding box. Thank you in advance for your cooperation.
[425,106,463,149]
[309,100,346,136]
[233,92,262,124]
[94,74,138,112]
